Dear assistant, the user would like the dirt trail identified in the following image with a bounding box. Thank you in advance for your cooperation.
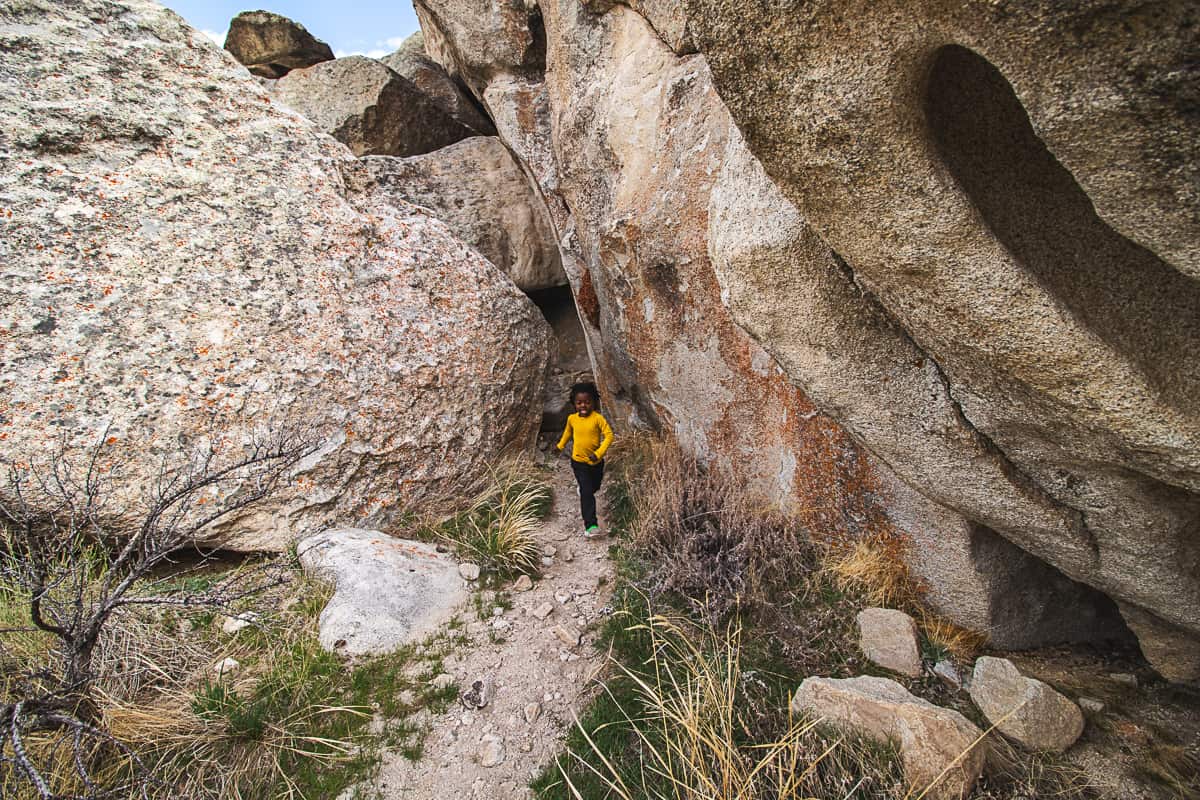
[373,458,614,800]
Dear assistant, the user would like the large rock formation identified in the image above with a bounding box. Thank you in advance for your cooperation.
[273,56,478,156]
[413,0,1140,662]
[0,0,552,551]
[223,9,334,78]
[361,137,565,291]
[689,0,1200,681]
[381,32,497,137]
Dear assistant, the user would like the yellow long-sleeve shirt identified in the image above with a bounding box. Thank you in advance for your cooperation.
[557,411,614,463]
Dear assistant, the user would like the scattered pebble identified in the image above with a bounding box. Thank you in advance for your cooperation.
[933,660,962,690]
[1079,697,1105,714]
[431,673,456,690]
[399,689,417,706]
[492,618,511,631]
[524,702,542,724]
[543,544,557,557]
[1109,672,1139,688]
[554,624,582,648]
[492,606,504,617]
[555,591,571,604]
[531,602,555,620]
[541,556,554,567]
[513,574,534,592]
[459,563,481,581]
[461,679,489,709]
[563,550,574,563]
[479,734,505,768]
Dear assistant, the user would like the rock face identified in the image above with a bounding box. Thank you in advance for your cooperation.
[968,657,1084,752]
[792,676,986,800]
[414,0,1135,660]
[0,0,552,551]
[685,0,1200,681]
[361,137,565,291]
[273,56,478,156]
[382,32,496,137]
[298,529,467,656]
[857,608,922,678]
[413,0,545,94]
[223,10,334,78]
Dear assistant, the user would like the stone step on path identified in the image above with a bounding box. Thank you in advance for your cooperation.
[368,460,615,800]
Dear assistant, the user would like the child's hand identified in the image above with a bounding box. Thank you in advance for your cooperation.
[587,454,599,464]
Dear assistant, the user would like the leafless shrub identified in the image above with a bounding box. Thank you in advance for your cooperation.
[626,441,816,622]
[0,425,319,799]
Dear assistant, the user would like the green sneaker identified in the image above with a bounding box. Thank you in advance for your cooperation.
[584,525,600,538]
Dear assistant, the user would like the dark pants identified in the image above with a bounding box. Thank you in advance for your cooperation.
[570,459,605,529]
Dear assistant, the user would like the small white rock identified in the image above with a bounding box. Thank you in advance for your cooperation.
[541,556,554,566]
[213,657,240,675]
[513,574,534,592]
[492,618,511,630]
[524,702,542,724]
[431,673,456,690]
[221,612,259,635]
[1078,696,1105,714]
[493,606,505,617]
[459,562,481,581]
[555,591,571,604]
[543,545,557,557]
[531,602,555,620]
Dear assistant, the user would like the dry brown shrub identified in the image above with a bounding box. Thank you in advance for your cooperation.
[624,440,817,622]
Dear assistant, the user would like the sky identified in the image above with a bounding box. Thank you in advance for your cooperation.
[159,1,421,58]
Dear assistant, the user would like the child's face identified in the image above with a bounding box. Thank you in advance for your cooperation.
[573,393,594,416]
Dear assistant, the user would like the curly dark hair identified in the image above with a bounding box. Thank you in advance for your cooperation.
[569,381,600,405]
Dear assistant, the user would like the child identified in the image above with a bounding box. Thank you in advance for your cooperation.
[556,381,614,537]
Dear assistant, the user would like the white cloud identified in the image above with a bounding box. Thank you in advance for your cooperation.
[201,28,226,45]
[385,36,408,48]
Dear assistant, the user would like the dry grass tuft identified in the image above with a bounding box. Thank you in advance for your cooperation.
[822,531,989,661]
[822,533,918,610]
[433,459,550,576]
[559,610,905,800]
[919,612,988,662]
